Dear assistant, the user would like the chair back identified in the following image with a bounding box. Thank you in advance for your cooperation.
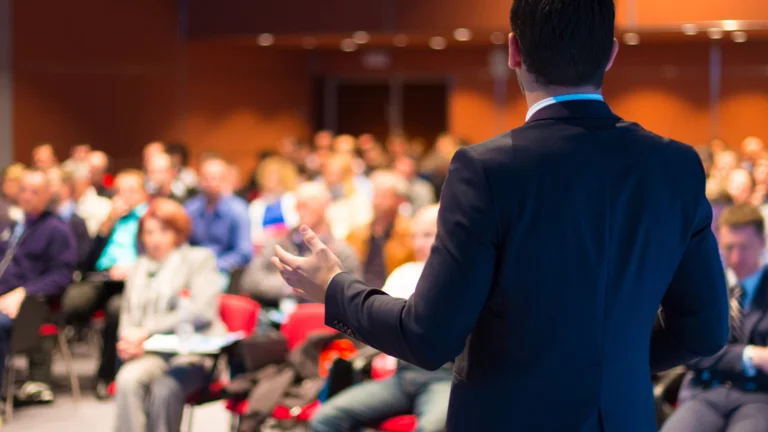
[280,303,334,351]
[219,294,261,336]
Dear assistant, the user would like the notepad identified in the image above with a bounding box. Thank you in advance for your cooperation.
[142,332,245,355]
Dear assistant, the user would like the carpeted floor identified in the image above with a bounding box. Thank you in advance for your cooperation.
[2,341,232,432]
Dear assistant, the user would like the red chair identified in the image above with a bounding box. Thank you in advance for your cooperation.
[226,303,336,428]
[183,295,261,430]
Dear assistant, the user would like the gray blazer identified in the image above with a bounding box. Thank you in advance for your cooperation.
[119,244,227,338]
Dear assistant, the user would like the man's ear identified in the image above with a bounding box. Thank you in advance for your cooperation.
[508,33,523,70]
[605,38,619,71]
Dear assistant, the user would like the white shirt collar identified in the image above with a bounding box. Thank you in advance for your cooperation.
[525,93,605,122]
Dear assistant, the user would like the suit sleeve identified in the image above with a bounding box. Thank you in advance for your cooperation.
[649,152,730,373]
[325,147,497,370]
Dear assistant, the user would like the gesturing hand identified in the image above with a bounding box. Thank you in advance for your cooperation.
[271,225,344,303]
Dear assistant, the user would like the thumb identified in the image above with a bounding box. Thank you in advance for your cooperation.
[300,225,326,253]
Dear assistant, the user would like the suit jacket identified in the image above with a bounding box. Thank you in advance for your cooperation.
[345,215,414,277]
[68,213,92,273]
[118,244,227,338]
[324,100,729,432]
[679,269,768,401]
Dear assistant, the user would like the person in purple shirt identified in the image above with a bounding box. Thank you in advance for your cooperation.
[0,168,75,399]
[184,157,251,286]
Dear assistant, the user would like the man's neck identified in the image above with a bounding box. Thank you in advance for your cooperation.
[205,194,221,210]
[737,266,763,282]
[524,85,602,110]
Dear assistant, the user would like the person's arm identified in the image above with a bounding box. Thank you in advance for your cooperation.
[23,227,77,297]
[217,203,253,273]
[143,249,223,335]
[241,240,291,304]
[325,147,497,371]
[72,216,93,272]
[649,151,730,373]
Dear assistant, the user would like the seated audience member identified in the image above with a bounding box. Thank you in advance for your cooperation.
[87,150,113,198]
[331,134,372,196]
[248,156,300,251]
[711,150,741,190]
[113,198,225,432]
[0,169,76,406]
[61,143,91,173]
[393,155,436,214]
[14,167,92,404]
[311,205,451,432]
[47,167,91,271]
[305,130,334,178]
[419,133,460,198]
[727,168,754,206]
[359,139,392,175]
[61,169,149,397]
[346,170,414,289]
[146,151,189,202]
[697,145,715,178]
[165,142,198,194]
[741,136,765,173]
[241,181,360,307]
[184,157,252,281]
[323,153,373,240]
[2,163,25,222]
[142,141,166,170]
[751,154,768,206]
[385,134,410,161]
[68,162,112,237]
[32,143,59,171]
[661,204,768,432]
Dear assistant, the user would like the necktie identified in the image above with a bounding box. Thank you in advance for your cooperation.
[730,283,746,342]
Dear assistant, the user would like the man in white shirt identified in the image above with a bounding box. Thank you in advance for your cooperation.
[311,204,451,432]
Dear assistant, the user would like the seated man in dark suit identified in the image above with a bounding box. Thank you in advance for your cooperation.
[0,168,76,410]
[14,167,93,404]
[662,204,768,432]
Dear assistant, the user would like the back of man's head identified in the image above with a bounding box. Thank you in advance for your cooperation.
[510,0,616,88]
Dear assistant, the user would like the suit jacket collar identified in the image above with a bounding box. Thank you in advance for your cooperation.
[744,266,768,341]
[525,100,619,124]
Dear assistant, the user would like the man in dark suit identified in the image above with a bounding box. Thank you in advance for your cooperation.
[662,204,768,431]
[272,0,730,430]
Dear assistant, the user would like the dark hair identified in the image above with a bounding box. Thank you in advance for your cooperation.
[510,0,616,87]
[165,142,190,166]
[719,204,765,237]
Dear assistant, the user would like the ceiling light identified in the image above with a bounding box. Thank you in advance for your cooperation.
[428,36,447,50]
[622,33,640,46]
[722,20,740,31]
[340,39,358,52]
[393,34,409,47]
[490,32,506,45]
[707,28,724,39]
[257,33,275,46]
[731,31,748,43]
[352,31,370,44]
[301,37,317,49]
[453,28,473,42]
[682,24,698,36]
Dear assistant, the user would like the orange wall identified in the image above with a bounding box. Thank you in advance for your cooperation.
[13,0,310,174]
[13,0,768,171]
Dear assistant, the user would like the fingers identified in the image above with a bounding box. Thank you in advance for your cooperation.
[299,225,326,253]
[270,257,293,273]
[274,245,303,269]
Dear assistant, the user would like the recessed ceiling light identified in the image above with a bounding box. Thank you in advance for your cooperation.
[490,32,506,45]
[428,36,447,50]
[622,33,640,46]
[340,39,358,52]
[453,28,473,42]
[682,24,698,36]
[352,31,370,44]
[731,31,748,43]
[257,33,275,46]
[301,37,317,49]
[393,34,409,47]
[707,28,724,39]
[722,20,740,31]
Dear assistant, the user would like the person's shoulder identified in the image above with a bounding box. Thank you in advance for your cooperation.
[225,194,250,212]
[184,194,204,210]
[185,245,218,266]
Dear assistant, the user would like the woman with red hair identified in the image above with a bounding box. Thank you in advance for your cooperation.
[113,198,226,432]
